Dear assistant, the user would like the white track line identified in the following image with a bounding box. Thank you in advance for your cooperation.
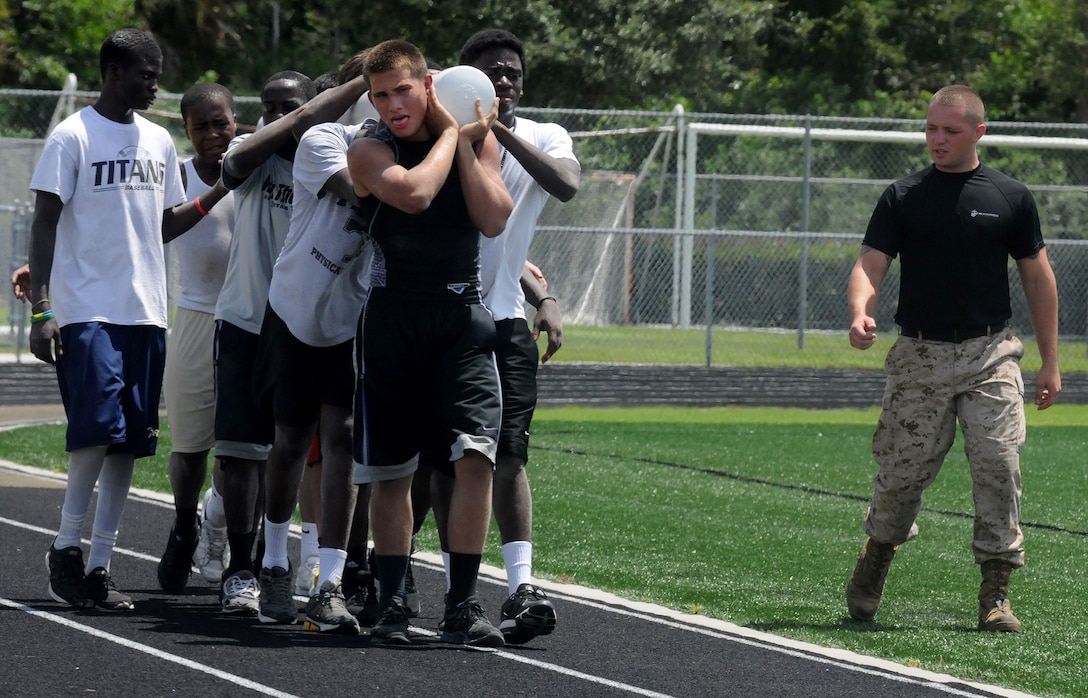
[0,597,301,698]
[1,460,1036,698]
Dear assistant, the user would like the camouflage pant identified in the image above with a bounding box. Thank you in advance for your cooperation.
[863,330,1026,567]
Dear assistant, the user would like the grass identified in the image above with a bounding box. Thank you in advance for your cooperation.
[2,405,1087,696]
[6,324,1087,371]
[551,325,1088,372]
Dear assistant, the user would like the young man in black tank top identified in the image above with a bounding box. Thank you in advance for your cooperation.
[346,39,513,646]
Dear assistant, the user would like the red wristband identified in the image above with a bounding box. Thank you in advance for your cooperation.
[194,196,210,216]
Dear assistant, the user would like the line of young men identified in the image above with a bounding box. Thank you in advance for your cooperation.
[46,28,581,646]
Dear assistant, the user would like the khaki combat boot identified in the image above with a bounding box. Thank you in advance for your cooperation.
[978,559,1022,633]
[846,537,898,621]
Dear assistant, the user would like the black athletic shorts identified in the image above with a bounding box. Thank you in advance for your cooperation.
[354,290,500,481]
[214,319,274,460]
[493,318,539,464]
[254,303,355,429]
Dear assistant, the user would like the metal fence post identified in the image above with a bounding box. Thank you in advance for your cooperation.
[671,104,686,327]
[681,114,696,328]
[798,116,812,350]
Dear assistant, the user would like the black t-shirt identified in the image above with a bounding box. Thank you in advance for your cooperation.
[863,163,1044,330]
[356,128,481,301]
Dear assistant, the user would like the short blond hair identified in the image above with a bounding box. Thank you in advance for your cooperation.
[931,85,985,127]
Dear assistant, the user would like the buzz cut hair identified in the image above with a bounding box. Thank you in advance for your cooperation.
[99,28,162,80]
[263,70,317,102]
[180,82,235,123]
[363,40,427,82]
[931,85,985,127]
[459,28,527,77]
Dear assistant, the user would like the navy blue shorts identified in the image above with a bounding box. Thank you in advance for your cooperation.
[354,291,500,481]
[254,304,355,429]
[55,322,165,458]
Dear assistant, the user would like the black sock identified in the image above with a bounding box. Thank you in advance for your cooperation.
[226,530,256,574]
[175,506,199,532]
[346,544,368,567]
[374,554,408,606]
[448,552,483,608]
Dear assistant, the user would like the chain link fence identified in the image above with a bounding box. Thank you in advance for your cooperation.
[4,88,1088,365]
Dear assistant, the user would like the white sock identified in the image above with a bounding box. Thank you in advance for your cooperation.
[300,522,319,563]
[54,446,108,549]
[502,541,533,594]
[441,550,451,591]
[203,483,226,528]
[86,452,134,572]
[261,517,292,571]
[317,547,348,589]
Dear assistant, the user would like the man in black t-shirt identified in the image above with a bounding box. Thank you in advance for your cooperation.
[843,85,1060,634]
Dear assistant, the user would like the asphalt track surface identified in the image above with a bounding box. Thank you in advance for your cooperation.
[0,446,1036,698]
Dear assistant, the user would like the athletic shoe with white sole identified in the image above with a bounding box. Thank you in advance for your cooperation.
[440,596,505,647]
[499,583,557,644]
[195,489,230,584]
[84,567,135,611]
[221,570,260,614]
[371,596,412,645]
[303,581,361,634]
[295,555,320,597]
[258,565,297,624]
[46,544,88,608]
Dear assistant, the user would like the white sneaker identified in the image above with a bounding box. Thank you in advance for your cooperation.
[295,555,320,597]
[195,489,230,583]
[221,570,260,614]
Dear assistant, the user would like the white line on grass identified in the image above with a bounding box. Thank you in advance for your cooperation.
[0,597,301,698]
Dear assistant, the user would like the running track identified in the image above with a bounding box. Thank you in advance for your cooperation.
[0,457,1034,698]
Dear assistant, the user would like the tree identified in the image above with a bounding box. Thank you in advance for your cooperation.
[3,0,139,89]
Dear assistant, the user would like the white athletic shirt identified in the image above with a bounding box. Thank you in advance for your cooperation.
[479,116,577,321]
[29,107,184,328]
[268,122,372,346]
[214,133,295,334]
[172,159,234,314]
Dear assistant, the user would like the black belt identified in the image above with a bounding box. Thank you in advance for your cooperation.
[899,324,1006,343]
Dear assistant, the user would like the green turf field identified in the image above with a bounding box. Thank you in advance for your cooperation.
[4,323,1086,371]
[2,405,1086,696]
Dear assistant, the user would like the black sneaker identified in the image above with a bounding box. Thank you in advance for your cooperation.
[371,596,412,645]
[84,567,134,610]
[156,520,200,593]
[257,565,297,624]
[343,564,379,627]
[46,544,89,607]
[440,596,505,647]
[499,583,557,645]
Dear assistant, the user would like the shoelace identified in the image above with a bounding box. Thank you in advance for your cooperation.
[382,599,410,623]
[453,600,487,622]
[225,575,259,597]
